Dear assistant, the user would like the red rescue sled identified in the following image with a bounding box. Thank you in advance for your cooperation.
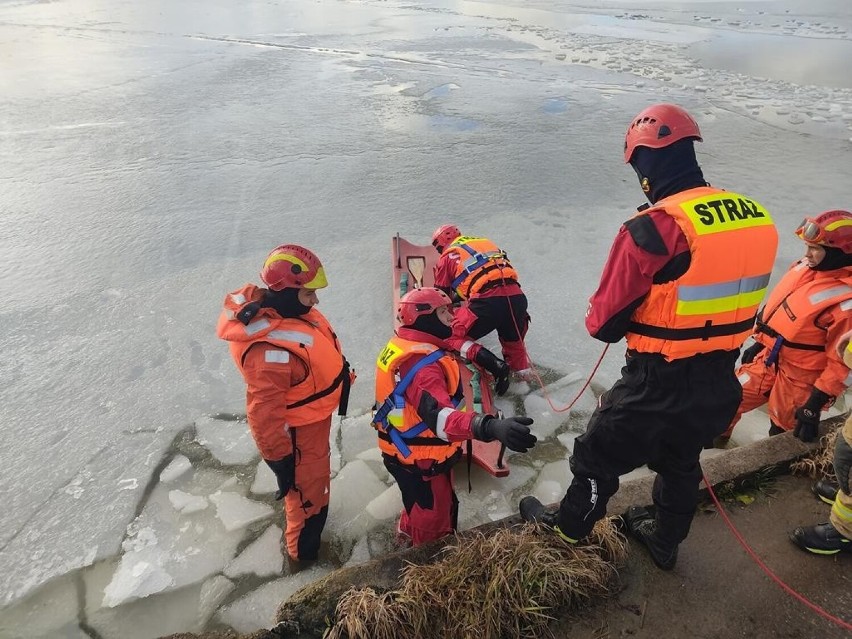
[392,233,509,477]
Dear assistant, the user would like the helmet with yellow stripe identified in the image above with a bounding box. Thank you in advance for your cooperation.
[795,210,852,253]
[260,245,328,291]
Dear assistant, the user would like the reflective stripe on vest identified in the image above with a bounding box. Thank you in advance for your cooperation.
[626,187,777,357]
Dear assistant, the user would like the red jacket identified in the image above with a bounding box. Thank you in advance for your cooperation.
[394,326,478,441]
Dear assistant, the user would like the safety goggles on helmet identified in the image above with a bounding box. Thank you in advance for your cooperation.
[796,218,825,243]
[794,210,852,252]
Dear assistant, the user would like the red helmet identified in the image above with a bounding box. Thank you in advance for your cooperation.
[795,210,852,253]
[260,244,328,291]
[431,224,461,253]
[624,103,702,163]
[397,287,453,327]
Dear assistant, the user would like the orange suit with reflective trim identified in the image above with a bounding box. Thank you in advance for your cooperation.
[725,262,852,435]
[217,284,348,560]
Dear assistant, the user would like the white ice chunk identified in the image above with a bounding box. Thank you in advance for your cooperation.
[159,455,193,484]
[339,413,379,464]
[103,546,174,607]
[523,393,568,440]
[216,566,333,633]
[250,460,279,495]
[169,490,209,514]
[101,469,246,607]
[195,415,259,465]
[530,480,564,506]
[224,525,283,579]
[343,536,371,567]
[556,432,579,452]
[209,491,275,532]
[198,575,236,628]
[366,485,403,521]
[92,575,235,639]
[326,459,387,540]
[0,571,79,637]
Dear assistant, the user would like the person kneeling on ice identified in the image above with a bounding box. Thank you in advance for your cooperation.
[431,225,533,382]
[714,210,852,449]
[518,103,778,570]
[217,245,354,565]
[374,287,537,546]
[789,334,852,555]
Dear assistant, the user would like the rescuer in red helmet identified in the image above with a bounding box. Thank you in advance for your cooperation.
[431,224,532,381]
[717,210,852,458]
[217,244,354,565]
[373,286,537,546]
[519,103,779,571]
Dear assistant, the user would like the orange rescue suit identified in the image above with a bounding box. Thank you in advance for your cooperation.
[751,261,852,397]
[216,284,347,458]
[626,186,778,360]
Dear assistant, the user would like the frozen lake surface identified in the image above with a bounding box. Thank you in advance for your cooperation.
[1,0,851,636]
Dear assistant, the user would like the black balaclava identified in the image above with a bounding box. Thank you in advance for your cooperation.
[262,287,312,317]
[630,138,707,204]
[411,312,452,339]
[812,246,852,271]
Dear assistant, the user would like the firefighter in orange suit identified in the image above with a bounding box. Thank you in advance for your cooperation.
[791,336,852,555]
[374,287,537,546]
[718,210,852,446]
[520,103,778,571]
[217,245,353,562]
[432,226,532,379]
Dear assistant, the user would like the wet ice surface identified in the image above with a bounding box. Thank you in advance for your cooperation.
[1,0,851,635]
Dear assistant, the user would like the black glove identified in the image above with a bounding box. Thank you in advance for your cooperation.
[793,388,832,443]
[474,347,511,396]
[265,455,295,500]
[834,430,852,495]
[740,342,765,365]
[472,415,537,453]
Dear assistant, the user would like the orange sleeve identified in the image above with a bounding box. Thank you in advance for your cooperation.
[814,306,852,398]
[241,344,296,460]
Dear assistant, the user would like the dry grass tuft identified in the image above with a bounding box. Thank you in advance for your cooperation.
[326,519,627,639]
[791,427,839,480]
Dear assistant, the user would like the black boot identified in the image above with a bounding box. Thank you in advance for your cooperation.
[811,480,839,506]
[789,522,852,555]
[623,506,678,571]
[519,496,578,543]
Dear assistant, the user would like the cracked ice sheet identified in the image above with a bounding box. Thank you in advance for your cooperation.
[194,415,259,465]
[216,565,334,633]
[101,469,249,607]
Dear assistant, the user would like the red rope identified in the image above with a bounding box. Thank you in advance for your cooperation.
[703,472,852,632]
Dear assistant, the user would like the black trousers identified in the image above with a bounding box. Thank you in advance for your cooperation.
[466,294,529,342]
[557,349,742,544]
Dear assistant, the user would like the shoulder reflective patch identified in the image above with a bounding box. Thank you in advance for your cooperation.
[264,350,290,364]
[267,329,314,346]
[809,285,852,306]
[839,299,852,311]
[230,293,246,305]
[243,318,271,336]
[377,342,403,372]
[680,192,774,235]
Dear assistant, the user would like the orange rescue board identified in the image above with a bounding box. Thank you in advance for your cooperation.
[391,233,509,477]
